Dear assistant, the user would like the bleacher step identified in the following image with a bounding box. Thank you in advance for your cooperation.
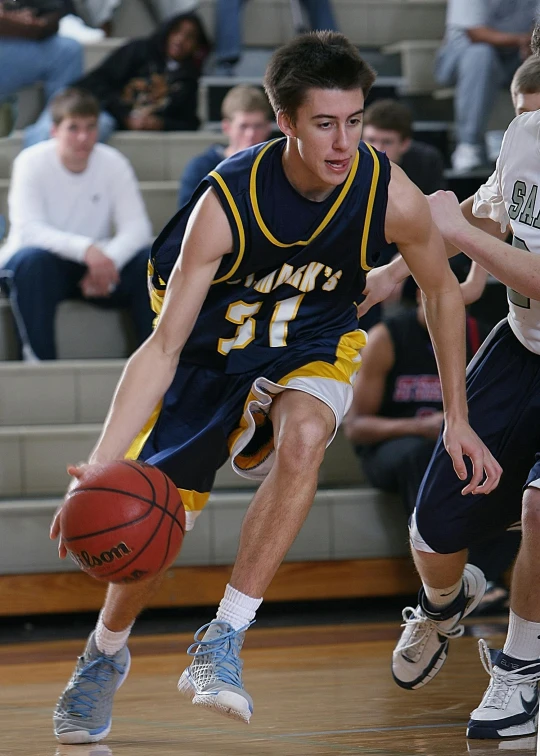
[0,487,407,575]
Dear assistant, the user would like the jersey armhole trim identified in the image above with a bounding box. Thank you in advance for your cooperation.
[360,142,380,272]
[208,170,246,284]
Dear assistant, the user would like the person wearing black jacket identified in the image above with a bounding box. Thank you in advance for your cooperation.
[25,11,210,145]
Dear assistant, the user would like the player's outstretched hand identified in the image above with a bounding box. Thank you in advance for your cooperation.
[357,264,403,318]
[443,421,502,496]
[49,463,91,559]
[427,191,469,242]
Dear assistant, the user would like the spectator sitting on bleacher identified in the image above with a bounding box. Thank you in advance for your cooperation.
[362,99,446,196]
[25,11,210,145]
[213,0,337,76]
[343,279,520,614]
[436,0,537,174]
[178,84,272,207]
[0,0,83,143]
[80,1,200,36]
[0,88,154,361]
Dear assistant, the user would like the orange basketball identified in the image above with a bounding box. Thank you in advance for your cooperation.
[60,460,185,584]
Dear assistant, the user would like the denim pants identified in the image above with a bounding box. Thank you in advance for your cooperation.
[215,0,337,64]
[435,36,521,147]
[2,247,154,360]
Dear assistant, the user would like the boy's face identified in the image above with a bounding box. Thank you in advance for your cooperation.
[513,90,540,115]
[167,19,199,61]
[362,124,411,164]
[279,87,365,189]
[52,115,98,167]
[222,110,272,154]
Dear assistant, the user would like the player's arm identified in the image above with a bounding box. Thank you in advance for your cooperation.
[428,190,540,299]
[87,188,231,465]
[343,323,438,444]
[358,193,506,316]
[385,165,501,494]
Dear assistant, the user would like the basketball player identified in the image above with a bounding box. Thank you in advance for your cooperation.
[50,31,500,744]
[361,21,540,744]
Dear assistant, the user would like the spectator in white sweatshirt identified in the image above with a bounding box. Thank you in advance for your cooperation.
[0,88,154,360]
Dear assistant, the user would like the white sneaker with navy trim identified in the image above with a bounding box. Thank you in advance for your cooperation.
[467,640,540,739]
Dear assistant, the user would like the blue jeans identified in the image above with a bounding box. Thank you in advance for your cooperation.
[2,247,154,360]
[0,35,83,103]
[215,0,337,64]
[435,36,520,147]
[24,109,118,147]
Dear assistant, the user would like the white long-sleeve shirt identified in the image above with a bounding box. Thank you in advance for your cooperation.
[0,140,152,270]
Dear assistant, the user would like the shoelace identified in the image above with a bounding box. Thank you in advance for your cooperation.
[186,621,254,688]
[399,606,464,655]
[478,639,540,710]
[64,655,126,719]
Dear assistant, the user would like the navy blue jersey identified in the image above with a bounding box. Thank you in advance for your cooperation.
[150,137,390,374]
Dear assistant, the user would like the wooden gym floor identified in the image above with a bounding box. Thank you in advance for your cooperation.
[0,617,532,756]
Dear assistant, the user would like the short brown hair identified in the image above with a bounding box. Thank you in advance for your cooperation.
[50,88,100,126]
[511,56,540,96]
[264,31,376,121]
[363,99,413,140]
[221,85,272,120]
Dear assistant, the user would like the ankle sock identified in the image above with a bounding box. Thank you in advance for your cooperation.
[95,611,133,655]
[423,578,463,611]
[216,584,262,631]
[503,609,540,661]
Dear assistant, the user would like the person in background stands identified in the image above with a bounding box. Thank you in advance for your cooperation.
[25,11,210,145]
[178,84,272,207]
[0,88,154,361]
[362,99,446,196]
[0,0,83,145]
[435,0,536,174]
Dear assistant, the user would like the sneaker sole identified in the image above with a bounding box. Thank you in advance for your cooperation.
[392,564,487,690]
[54,654,131,744]
[392,642,449,690]
[178,670,252,724]
[467,715,538,739]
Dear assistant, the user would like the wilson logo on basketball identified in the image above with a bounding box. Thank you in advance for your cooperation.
[69,542,132,569]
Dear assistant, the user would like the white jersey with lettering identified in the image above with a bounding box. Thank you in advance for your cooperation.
[473,110,540,355]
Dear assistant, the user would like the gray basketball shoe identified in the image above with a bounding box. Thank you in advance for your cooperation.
[392,563,486,689]
[178,620,253,723]
[54,632,131,744]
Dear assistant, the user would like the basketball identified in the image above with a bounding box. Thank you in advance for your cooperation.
[60,460,185,584]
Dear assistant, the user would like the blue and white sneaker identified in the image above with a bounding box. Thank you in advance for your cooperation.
[467,640,540,739]
[178,620,253,723]
[53,632,130,743]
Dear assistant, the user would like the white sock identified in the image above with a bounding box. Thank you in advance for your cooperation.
[215,584,262,631]
[423,578,463,610]
[503,609,540,661]
[95,611,133,655]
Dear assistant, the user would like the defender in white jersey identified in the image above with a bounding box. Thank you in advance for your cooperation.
[360,24,540,741]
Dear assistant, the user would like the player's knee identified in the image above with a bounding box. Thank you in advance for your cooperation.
[276,416,328,471]
[521,487,540,536]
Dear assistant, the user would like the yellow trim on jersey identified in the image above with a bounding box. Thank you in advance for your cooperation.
[208,170,246,284]
[360,143,380,272]
[249,139,360,248]
[227,330,366,456]
[178,488,210,513]
[279,330,366,386]
[125,402,163,461]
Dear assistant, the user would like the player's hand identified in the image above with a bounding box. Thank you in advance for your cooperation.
[49,463,91,558]
[83,245,119,297]
[427,191,469,244]
[357,264,404,318]
[443,420,502,496]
